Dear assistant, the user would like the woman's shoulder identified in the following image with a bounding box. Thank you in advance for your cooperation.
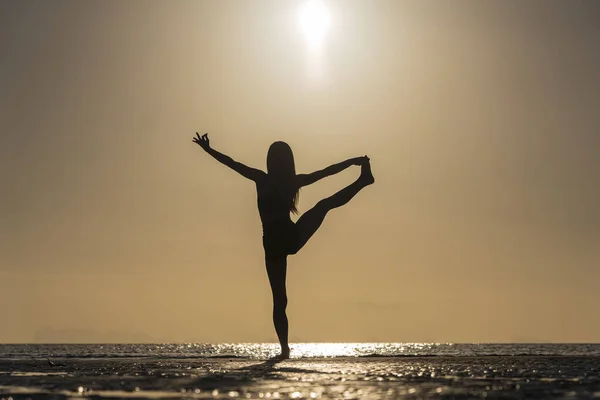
[253,171,268,183]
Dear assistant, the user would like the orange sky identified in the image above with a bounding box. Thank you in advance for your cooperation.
[1,0,599,343]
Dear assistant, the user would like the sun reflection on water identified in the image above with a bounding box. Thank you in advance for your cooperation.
[206,342,445,359]
[291,342,440,358]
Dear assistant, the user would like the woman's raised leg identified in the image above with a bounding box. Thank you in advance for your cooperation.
[265,256,290,359]
[295,160,374,252]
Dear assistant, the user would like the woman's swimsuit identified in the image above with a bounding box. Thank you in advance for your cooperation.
[257,177,300,259]
[262,218,299,258]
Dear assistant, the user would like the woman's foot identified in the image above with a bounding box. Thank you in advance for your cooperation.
[280,346,290,360]
[270,347,289,361]
[360,156,375,185]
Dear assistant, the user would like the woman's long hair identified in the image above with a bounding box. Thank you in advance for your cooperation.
[266,141,300,214]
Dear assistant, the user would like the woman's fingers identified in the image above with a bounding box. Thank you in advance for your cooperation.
[193,132,209,146]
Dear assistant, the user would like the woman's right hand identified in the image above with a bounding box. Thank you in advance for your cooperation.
[193,132,210,150]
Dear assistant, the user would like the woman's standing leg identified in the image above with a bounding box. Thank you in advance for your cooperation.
[265,256,290,359]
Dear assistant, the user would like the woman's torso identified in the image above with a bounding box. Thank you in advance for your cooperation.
[257,174,300,256]
[256,174,297,231]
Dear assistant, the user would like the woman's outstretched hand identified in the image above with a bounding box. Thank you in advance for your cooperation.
[193,132,210,150]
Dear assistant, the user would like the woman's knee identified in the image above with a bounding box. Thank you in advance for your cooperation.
[273,294,288,311]
[314,199,331,214]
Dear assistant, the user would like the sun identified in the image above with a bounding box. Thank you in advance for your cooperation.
[298,0,331,48]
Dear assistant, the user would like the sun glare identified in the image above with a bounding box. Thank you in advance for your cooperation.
[298,0,331,48]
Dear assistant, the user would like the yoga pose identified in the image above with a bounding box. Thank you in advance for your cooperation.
[193,133,374,359]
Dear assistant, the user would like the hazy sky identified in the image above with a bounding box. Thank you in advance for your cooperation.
[1,0,599,343]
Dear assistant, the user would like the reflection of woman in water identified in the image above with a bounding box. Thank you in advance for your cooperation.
[193,133,374,359]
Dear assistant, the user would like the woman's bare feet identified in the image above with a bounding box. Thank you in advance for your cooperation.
[360,156,375,185]
[273,346,290,360]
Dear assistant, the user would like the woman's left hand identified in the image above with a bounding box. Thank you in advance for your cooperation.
[351,156,369,166]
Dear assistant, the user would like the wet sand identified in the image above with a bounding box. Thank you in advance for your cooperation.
[1,356,599,399]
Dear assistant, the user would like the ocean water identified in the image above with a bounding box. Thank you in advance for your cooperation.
[1,343,599,399]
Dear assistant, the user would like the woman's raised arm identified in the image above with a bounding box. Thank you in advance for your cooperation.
[193,133,265,182]
[297,156,366,187]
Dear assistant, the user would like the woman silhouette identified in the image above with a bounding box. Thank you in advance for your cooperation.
[193,133,374,358]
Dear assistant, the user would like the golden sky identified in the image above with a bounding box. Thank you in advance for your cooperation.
[1,0,599,343]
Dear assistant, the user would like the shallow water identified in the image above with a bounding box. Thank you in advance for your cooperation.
[1,344,599,399]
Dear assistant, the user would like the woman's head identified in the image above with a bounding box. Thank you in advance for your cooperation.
[267,141,295,175]
[267,141,299,214]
